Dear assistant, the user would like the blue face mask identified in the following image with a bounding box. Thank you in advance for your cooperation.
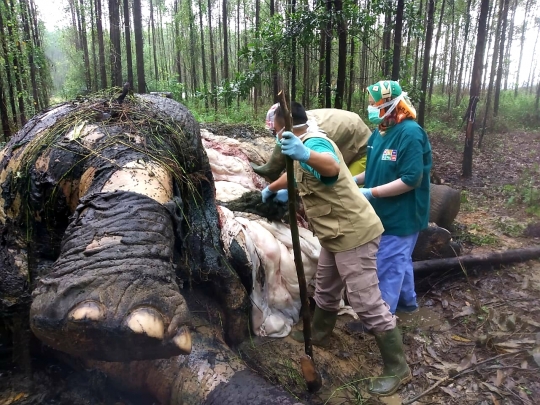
[367,105,383,125]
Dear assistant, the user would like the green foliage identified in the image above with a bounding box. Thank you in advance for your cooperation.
[501,164,540,217]
[182,99,266,127]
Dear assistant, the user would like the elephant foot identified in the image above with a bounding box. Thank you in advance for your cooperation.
[30,191,192,361]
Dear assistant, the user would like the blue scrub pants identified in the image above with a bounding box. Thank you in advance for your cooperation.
[376,233,419,314]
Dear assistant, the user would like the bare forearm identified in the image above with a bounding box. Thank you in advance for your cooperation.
[354,172,366,185]
[305,152,340,177]
[268,173,288,192]
[371,179,414,198]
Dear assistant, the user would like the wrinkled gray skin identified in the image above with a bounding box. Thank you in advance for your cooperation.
[0,95,299,403]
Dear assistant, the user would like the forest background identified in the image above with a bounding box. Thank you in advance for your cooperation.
[0,0,539,177]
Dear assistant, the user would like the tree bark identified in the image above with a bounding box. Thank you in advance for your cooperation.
[514,0,531,97]
[123,0,134,87]
[109,0,122,87]
[78,0,92,92]
[0,4,17,124]
[324,0,332,108]
[462,0,489,178]
[346,35,355,111]
[149,0,159,83]
[428,0,447,103]
[95,0,107,89]
[417,0,435,128]
[382,1,392,77]
[318,0,326,108]
[413,247,540,276]
[413,0,424,88]
[132,0,145,92]
[493,0,510,117]
[223,0,229,82]
[0,84,11,140]
[334,0,346,109]
[253,0,260,113]
[270,0,278,102]
[198,0,209,110]
[291,0,297,102]
[188,0,198,94]
[89,0,98,91]
[455,0,472,107]
[503,0,517,91]
[6,0,27,126]
[391,0,404,80]
[207,0,218,110]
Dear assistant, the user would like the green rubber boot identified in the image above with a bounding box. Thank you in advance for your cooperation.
[251,143,286,182]
[290,306,338,348]
[369,328,412,396]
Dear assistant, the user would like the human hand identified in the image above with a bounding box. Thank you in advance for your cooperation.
[359,187,374,201]
[261,186,277,203]
[274,189,289,204]
[280,131,311,162]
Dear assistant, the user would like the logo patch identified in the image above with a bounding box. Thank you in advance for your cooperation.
[382,149,397,161]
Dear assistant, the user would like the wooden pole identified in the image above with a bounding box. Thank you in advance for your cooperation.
[277,91,321,393]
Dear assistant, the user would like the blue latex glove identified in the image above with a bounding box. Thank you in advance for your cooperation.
[354,176,359,185]
[359,187,374,201]
[274,189,289,204]
[280,131,311,162]
[261,186,277,203]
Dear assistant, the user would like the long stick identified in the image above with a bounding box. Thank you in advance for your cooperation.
[277,91,321,392]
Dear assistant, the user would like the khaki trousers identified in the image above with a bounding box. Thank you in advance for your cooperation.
[313,236,396,332]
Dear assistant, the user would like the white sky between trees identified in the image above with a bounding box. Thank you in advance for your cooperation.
[34,0,539,92]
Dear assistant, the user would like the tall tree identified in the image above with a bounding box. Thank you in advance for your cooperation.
[109,0,122,87]
[95,0,107,88]
[207,0,218,110]
[222,0,229,84]
[455,0,472,106]
[0,3,17,123]
[89,0,98,90]
[270,0,278,101]
[149,0,159,83]
[391,0,404,80]
[462,0,489,178]
[133,0,146,92]
[291,0,297,101]
[334,0,347,109]
[417,0,435,127]
[428,0,447,102]
[514,0,532,97]
[6,0,27,126]
[77,0,92,91]
[123,0,134,87]
[381,0,393,77]
[198,0,209,110]
[324,0,332,107]
[493,0,510,116]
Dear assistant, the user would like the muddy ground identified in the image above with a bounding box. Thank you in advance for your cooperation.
[1,127,540,405]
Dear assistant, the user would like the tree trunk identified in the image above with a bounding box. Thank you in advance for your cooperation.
[479,0,503,148]
[133,0,145,92]
[446,2,458,110]
[77,0,92,92]
[413,0,424,88]
[382,1,392,77]
[109,0,122,87]
[0,84,11,140]
[417,0,435,128]
[254,0,260,113]
[188,0,198,94]
[493,0,510,117]
[324,0,332,108]
[223,0,229,81]
[514,0,531,97]
[95,0,107,89]
[270,0,278,102]
[6,0,27,126]
[462,0,489,178]
[69,0,81,51]
[455,0,472,107]
[149,0,159,83]
[413,247,540,276]
[0,5,17,124]
[334,0,346,109]
[526,25,539,95]
[89,0,98,91]
[318,2,326,108]
[123,0,134,87]
[391,0,404,80]
[198,0,209,110]
[346,35,355,111]
[503,0,518,91]
[291,0,297,102]
[208,0,218,111]
[428,0,447,103]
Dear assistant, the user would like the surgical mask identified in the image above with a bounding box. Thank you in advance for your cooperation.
[367,94,404,125]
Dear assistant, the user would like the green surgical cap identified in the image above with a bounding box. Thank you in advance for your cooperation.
[366,80,403,102]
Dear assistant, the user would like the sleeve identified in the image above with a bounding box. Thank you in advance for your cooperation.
[397,128,425,188]
[300,137,339,185]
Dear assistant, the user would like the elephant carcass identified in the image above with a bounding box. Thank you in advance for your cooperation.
[0,94,251,361]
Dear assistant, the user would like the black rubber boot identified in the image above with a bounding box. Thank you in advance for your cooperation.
[251,143,286,182]
[290,306,338,348]
[368,327,411,396]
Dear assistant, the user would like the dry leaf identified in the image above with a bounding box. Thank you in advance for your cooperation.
[456,353,477,372]
[494,339,535,349]
[490,393,501,405]
[453,306,475,319]
[481,382,505,396]
[440,386,459,398]
[452,334,472,342]
[495,369,504,387]
[521,317,540,328]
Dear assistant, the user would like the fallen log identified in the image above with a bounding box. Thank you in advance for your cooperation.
[413,247,540,276]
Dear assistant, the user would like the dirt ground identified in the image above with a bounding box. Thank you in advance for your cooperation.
[1,128,540,405]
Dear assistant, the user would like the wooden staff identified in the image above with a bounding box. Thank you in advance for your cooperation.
[277,91,322,393]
